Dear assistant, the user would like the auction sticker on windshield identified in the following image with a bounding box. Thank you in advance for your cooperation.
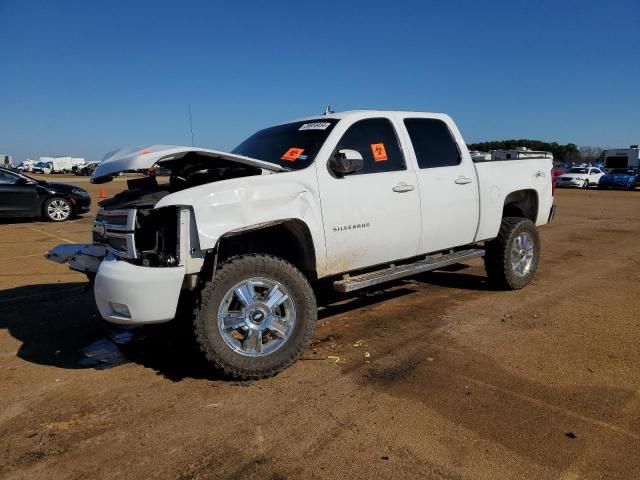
[298,122,332,131]
[281,148,305,161]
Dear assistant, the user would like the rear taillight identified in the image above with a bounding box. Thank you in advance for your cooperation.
[551,168,555,196]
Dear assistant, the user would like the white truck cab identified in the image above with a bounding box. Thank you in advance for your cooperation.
[47,110,556,379]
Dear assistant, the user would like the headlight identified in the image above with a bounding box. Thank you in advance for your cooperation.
[71,188,89,196]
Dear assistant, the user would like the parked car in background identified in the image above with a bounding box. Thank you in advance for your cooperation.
[0,166,91,221]
[552,165,568,179]
[555,167,604,188]
[597,168,640,190]
[31,162,52,174]
[75,162,99,176]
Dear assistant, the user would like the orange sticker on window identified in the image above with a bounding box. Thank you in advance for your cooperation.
[371,143,388,162]
[280,147,304,161]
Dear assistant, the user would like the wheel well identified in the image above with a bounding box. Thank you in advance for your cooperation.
[503,189,538,222]
[213,220,317,279]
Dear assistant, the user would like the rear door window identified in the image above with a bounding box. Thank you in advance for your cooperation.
[335,118,405,174]
[404,118,461,169]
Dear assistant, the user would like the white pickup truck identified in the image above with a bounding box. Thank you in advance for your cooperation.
[47,110,556,379]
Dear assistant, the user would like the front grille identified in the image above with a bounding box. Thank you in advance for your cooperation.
[107,236,129,252]
[96,212,129,226]
[93,208,137,259]
[93,206,180,265]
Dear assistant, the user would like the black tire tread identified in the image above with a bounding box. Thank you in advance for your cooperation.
[484,217,540,290]
[194,254,316,380]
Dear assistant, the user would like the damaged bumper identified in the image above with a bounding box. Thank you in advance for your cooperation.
[45,243,106,274]
[94,255,185,324]
[46,244,185,325]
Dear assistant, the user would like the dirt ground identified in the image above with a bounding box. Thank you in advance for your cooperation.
[1,176,640,479]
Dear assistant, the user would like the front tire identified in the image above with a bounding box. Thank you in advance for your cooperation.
[43,197,72,222]
[582,179,589,188]
[484,217,540,290]
[194,254,317,379]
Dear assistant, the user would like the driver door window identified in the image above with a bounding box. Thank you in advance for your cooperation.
[335,118,406,174]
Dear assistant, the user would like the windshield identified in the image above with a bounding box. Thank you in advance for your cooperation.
[568,168,588,174]
[232,119,339,170]
[609,168,636,175]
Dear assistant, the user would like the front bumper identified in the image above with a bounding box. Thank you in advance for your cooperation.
[94,255,185,324]
[71,196,91,214]
[555,178,584,187]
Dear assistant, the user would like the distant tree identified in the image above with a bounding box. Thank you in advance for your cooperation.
[579,146,604,163]
[467,139,580,163]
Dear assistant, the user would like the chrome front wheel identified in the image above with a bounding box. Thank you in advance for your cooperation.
[194,254,317,379]
[217,277,296,357]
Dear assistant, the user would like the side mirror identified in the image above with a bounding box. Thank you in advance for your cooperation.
[16,177,35,185]
[329,149,364,176]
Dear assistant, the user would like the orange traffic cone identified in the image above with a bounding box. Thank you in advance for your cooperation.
[98,187,107,199]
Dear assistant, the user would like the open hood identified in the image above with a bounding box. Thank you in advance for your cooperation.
[91,145,288,183]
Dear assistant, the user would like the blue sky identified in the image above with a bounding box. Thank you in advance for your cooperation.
[1,0,638,162]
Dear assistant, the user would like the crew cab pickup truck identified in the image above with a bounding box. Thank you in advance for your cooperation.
[47,110,556,379]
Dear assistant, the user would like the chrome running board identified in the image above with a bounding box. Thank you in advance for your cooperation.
[333,248,485,293]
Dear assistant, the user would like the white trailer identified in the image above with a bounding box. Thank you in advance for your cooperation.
[39,156,74,173]
[71,157,86,169]
[20,159,36,172]
[603,146,639,169]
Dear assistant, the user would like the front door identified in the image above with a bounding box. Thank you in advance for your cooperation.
[0,170,39,216]
[317,117,421,275]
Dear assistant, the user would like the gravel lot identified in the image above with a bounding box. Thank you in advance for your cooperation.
[1,176,639,479]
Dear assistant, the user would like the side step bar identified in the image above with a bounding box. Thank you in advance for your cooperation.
[333,248,485,293]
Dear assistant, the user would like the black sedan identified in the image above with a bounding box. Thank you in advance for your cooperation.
[0,167,91,221]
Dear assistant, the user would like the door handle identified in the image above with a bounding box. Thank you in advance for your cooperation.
[454,176,472,185]
[535,171,546,178]
[392,183,415,193]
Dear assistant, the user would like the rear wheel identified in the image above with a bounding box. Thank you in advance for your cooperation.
[194,254,317,379]
[484,217,540,290]
[43,197,72,222]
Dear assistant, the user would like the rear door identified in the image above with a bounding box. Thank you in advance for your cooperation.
[397,115,479,254]
[0,170,39,216]
[317,116,421,274]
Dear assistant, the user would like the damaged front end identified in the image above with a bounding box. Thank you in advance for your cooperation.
[45,203,198,324]
[45,145,282,324]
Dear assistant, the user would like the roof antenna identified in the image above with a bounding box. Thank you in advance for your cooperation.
[188,104,195,146]
[323,105,334,115]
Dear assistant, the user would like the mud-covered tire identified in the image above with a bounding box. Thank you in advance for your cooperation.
[484,217,540,290]
[194,254,317,379]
